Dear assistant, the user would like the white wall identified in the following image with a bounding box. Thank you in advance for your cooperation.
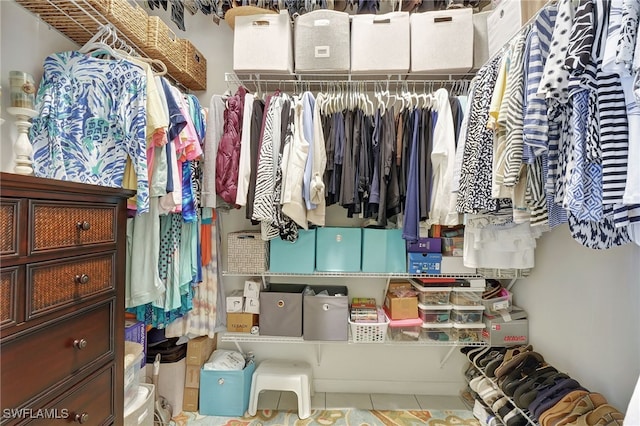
[514,225,640,412]
[0,1,78,173]
[2,0,639,414]
[0,0,234,173]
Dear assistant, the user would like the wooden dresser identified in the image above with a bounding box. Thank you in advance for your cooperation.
[0,173,133,425]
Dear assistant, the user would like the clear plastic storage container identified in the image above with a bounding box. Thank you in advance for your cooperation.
[450,287,484,306]
[450,305,485,324]
[388,317,423,342]
[452,322,485,343]
[418,303,452,324]
[420,322,454,343]
[411,282,452,305]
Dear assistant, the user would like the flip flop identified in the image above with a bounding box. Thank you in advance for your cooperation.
[554,392,608,426]
[538,389,589,426]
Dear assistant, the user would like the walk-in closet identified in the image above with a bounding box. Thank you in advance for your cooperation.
[0,1,638,425]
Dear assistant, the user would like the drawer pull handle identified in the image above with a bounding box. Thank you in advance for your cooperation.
[74,413,89,424]
[75,274,90,284]
[73,339,88,350]
[76,221,91,231]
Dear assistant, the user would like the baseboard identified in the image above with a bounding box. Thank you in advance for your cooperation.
[312,378,465,395]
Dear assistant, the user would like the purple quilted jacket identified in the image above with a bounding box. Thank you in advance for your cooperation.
[216,86,247,205]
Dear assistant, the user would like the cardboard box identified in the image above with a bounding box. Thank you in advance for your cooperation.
[482,306,529,346]
[244,297,260,314]
[186,335,217,366]
[226,289,244,313]
[125,319,146,367]
[227,313,259,333]
[185,364,201,388]
[244,279,261,298]
[406,237,442,253]
[384,292,418,320]
[183,387,199,412]
[408,252,442,274]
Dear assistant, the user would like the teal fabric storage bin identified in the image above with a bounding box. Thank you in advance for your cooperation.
[269,229,316,273]
[316,227,362,272]
[199,362,255,416]
[361,229,407,273]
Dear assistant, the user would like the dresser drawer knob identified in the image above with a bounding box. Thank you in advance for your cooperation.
[74,274,90,284]
[76,221,91,231]
[74,413,89,424]
[73,339,88,350]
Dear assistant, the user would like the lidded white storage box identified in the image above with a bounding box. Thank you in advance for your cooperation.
[410,8,473,73]
[295,10,350,72]
[234,10,293,74]
[351,12,411,74]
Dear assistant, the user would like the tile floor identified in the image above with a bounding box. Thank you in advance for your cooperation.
[254,391,468,411]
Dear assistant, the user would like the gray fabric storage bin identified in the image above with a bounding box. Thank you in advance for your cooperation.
[303,285,349,341]
[259,284,306,337]
[294,10,350,73]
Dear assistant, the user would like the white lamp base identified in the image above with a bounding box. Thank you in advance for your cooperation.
[7,107,37,176]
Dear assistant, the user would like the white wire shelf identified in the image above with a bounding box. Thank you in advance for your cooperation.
[222,271,484,278]
[219,332,487,347]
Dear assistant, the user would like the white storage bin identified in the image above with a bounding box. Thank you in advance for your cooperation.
[295,10,350,72]
[410,8,473,73]
[472,10,491,70]
[124,383,154,426]
[234,10,293,74]
[351,12,410,74]
[124,342,144,408]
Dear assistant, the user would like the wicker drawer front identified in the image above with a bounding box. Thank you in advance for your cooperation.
[27,253,115,318]
[30,201,117,253]
[0,301,114,409]
[0,199,19,256]
[0,267,18,328]
[28,365,116,425]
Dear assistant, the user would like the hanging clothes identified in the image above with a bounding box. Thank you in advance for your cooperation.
[216,86,247,205]
[30,50,150,214]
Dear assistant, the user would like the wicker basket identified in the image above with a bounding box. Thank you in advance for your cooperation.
[146,16,186,77]
[179,40,207,91]
[348,313,390,343]
[86,0,148,47]
[226,231,269,274]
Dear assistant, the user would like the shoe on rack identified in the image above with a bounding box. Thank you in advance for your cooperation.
[477,347,508,370]
[469,375,486,393]
[529,378,586,421]
[515,372,570,411]
[569,404,624,426]
[495,351,546,390]
[555,392,608,426]
[492,396,511,415]
[503,365,558,398]
[502,406,529,426]
[484,352,507,378]
[467,345,491,364]
[538,389,589,426]
[493,346,535,379]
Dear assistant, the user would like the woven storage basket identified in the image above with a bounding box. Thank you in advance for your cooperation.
[86,0,148,47]
[180,40,207,91]
[146,16,186,77]
[227,231,269,274]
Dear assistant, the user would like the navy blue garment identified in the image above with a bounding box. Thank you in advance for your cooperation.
[402,109,421,243]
